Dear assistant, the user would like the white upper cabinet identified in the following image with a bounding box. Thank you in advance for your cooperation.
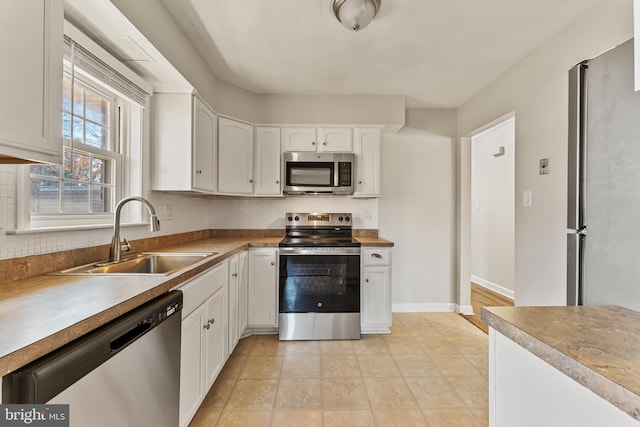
[193,97,218,192]
[0,0,63,164]
[153,93,217,193]
[317,127,353,152]
[353,127,382,197]
[281,127,317,151]
[218,116,254,195]
[282,127,353,152]
[254,127,282,196]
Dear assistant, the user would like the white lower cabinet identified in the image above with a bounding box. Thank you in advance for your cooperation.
[228,251,248,353]
[361,248,392,334]
[178,261,228,427]
[247,248,279,328]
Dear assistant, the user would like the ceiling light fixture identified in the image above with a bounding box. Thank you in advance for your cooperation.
[332,0,381,32]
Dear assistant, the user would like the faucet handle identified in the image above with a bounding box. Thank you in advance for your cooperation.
[121,238,131,253]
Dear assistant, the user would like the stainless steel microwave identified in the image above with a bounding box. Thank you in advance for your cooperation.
[283,152,355,195]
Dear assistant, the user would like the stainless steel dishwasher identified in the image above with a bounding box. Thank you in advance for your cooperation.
[2,291,183,427]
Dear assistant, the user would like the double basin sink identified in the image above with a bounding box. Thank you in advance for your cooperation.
[53,252,216,276]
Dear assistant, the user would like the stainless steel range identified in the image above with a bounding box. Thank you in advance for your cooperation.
[279,213,361,340]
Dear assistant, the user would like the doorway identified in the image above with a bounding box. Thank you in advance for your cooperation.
[461,115,516,330]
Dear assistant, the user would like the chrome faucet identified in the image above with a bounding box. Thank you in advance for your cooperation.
[108,197,161,262]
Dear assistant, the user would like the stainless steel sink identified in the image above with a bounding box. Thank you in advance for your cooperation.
[53,252,216,276]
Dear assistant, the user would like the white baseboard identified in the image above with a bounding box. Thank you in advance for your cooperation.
[392,303,456,313]
[470,276,515,300]
[457,304,474,315]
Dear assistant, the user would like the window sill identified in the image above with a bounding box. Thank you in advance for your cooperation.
[6,222,151,235]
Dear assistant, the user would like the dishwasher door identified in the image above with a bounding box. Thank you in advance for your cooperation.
[3,291,182,427]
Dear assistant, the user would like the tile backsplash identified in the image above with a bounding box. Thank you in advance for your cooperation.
[0,163,379,260]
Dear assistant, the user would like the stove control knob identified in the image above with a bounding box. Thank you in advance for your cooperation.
[345,216,350,222]
[294,216,300,221]
[317,302,323,308]
[338,216,344,222]
[287,216,293,222]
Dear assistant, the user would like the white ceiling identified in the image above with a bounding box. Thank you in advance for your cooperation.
[162,0,601,108]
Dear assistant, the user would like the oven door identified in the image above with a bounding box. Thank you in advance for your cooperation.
[278,247,361,340]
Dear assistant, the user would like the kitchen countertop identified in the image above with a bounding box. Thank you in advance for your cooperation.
[0,235,393,376]
[482,305,640,421]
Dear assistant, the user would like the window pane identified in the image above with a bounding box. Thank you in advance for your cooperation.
[85,122,108,149]
[85,89,108,125]
[31,164,61,178]
[91,158,107,183]
[72,116,83,142]
[31,179,60,213]
[63,182,89,213]
[62,113,72,140]
[73,84,83,115]
[62,76,72,113]
[91,185,112,213]
[63,151,91,182]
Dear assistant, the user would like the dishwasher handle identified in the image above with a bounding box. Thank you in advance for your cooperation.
[110,318,154,352]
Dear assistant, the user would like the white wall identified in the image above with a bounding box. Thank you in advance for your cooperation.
[471,117,515,298]
[380,109,457,312]
[457,0,633,306]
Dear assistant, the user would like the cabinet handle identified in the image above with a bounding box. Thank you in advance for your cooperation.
[196,170,202,174]
[209,318,215,325]
[270,261,275,266]
[371,253,383,259]
[203,323,210,330]
[232,273,238,277]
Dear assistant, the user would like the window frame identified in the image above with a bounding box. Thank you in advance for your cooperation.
[15,22,151,232]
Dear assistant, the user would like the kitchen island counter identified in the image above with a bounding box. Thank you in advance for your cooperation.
[482,305,640,424]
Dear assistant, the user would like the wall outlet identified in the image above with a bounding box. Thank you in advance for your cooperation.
[164,205,173,220]
[539,158,549,175]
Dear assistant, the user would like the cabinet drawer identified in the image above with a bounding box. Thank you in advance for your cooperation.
[362,248,392,266]
[179,261,229,318]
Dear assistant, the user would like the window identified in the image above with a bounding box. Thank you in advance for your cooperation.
[21,25,151,230]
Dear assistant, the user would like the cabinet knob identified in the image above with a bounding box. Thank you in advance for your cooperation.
[358,180,363,184]
[203,323,210,330]
[323,142,327,146]
[365,278,369,283]
[276,180,279,184]
[270,261,275,266]
[249,179,254,183]
[312,141,316,145]
[209,318,215,324]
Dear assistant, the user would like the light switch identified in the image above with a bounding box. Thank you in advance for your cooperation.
[523,191,533,207]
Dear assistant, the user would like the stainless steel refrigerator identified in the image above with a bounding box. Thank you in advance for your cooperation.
[567,38,640,311]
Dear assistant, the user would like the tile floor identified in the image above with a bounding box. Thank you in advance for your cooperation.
[189,313,488,426]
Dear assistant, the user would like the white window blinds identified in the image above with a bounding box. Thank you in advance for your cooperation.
[63,34,150,107]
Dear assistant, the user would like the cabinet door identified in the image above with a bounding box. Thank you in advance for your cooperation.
[282,127,317,152]
[204,287,227,390]
[192,96,217,192]
[0,0,63,163]
[254,127,282,196]
[354,128,382,196]
[248,249,278,327]
[361,266,391,333]
[179,304,207,427]
[228,255,239,352]
[218,117,254,194]
[318,127,353,152]
[237,251,249,336]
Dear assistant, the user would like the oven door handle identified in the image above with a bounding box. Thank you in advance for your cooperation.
[279,247,361,256]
